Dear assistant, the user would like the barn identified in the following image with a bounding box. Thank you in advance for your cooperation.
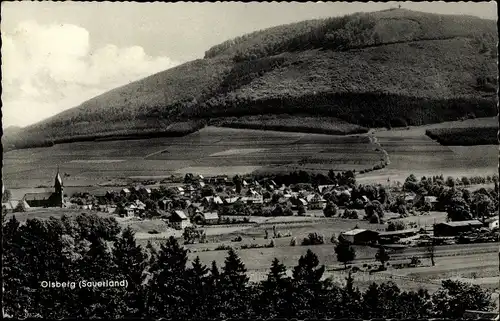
[378,228,419,244]
[340,229,379,245]
[434,220,483,237]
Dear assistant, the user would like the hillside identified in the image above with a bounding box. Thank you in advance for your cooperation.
[4,9,498,150]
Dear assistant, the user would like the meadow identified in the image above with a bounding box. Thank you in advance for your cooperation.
[3,126,382,189]
[356,118,498,185]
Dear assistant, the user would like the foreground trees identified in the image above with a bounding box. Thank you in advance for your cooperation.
[2,213,495,319]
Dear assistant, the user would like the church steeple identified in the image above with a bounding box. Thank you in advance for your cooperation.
[54,166,64,207]
[55,166,63,192]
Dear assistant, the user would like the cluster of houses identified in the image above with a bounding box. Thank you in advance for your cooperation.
[78,176,334,230]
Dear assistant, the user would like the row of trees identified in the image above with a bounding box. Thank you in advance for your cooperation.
[3,213,495,319]
[319,173,498,223]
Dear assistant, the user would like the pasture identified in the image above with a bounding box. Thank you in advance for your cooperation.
[3,126,382,188]
[357,119,498,185]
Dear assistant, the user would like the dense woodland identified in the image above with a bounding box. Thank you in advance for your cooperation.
[204,9,497,61]
[426,126,498,145]
[189,92,497,129]
[2,212,495,319]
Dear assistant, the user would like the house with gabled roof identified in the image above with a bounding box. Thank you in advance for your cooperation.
[306,193,327,209]
[193,212,219,225]
[170,210,191,230]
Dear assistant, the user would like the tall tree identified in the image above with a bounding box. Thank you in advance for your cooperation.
[431,280,494,318]
[375,246,390,269]
[291,249,326,318]
[219,248,250,319]
[205,260,222,318]
[78,236,121,318]
[339,271,362,318]
[146,236,189,319]
[185,257,209,319]
[257,258,292,318]
[334,239,356,268]
[112,226,147,317]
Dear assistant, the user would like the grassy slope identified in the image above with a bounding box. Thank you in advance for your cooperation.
[209,115,369,135]
[4,9,497,149]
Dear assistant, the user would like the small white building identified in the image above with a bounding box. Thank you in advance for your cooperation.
[306,194,327,209]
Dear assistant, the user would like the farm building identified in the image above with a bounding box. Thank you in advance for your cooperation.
[193,212,219,225]
[378,228,419,243]
[433,220,484,237]
[340,229,379,245]
[170,210,192,230]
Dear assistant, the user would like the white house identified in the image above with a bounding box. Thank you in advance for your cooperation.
[306,193,327,209]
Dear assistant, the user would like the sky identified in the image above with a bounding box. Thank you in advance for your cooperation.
[1,1,497,128]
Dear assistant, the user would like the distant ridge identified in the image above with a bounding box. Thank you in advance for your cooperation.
[3,9,497,151]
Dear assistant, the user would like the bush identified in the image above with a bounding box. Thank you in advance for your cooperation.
[410,256,421,267]
[369,214,381,224]
[232,236,243,242]
[342,209,359,219]
[301,232,325,246]
[387,221,406,231]
[215,244,233,251]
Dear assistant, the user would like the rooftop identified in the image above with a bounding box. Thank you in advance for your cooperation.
[440,220,483,227]
[341,228,375,236]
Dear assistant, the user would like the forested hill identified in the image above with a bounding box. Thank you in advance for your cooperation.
[4,9,498,150]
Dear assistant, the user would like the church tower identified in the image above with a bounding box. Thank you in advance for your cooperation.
[54,166,64,207]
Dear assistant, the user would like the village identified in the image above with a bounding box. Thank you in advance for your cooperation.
[4,169,498,253]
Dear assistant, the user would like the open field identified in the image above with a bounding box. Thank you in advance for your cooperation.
[3,126,382,188]
[4,117,497,189]
[357,118,498,185]
[211,115,369,135]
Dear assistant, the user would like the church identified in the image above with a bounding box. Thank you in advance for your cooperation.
[23,169,65,208]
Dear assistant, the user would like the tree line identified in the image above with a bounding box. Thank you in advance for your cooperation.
[204,10,496,62]
[3,213,495,319]
[186,91,497,129]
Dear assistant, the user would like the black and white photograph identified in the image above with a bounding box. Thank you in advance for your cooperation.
[1,1,499,319]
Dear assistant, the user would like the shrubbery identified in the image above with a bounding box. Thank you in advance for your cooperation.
[301,232,325,246]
